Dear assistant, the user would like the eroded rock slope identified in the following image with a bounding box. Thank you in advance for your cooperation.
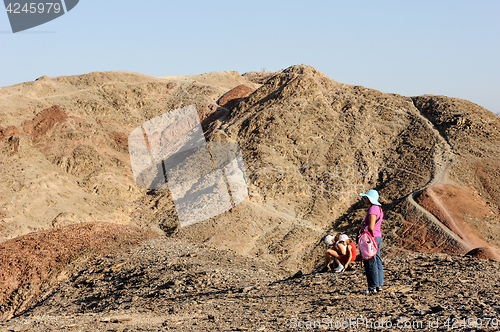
[0,65,499,274]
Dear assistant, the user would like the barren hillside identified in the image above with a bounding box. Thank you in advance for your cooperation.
[167,65,500,269]
[1,65,499,269]
[1,64,500,329]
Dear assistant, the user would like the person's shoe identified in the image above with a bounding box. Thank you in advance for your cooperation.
[361,288,377,295]
[334,264,344,273]
[376,286,383,292]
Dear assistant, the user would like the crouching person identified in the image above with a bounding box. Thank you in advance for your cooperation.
[334,234,356,272]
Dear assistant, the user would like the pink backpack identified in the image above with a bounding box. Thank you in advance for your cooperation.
[358,228,378,260]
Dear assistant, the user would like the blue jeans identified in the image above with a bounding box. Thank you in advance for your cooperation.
[364,237,383,289]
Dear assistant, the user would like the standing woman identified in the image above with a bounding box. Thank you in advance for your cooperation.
[359,189,384,294]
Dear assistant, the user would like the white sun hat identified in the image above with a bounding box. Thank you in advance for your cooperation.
[338,234,350,242]
[324,235,335,246]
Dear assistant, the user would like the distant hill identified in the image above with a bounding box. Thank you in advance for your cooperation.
[1,65,499,274]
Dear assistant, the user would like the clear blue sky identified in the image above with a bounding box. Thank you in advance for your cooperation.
[1,0,499,113]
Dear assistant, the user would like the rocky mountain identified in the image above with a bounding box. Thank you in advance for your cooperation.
[171,65,500,268]
[1,65,500,326]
